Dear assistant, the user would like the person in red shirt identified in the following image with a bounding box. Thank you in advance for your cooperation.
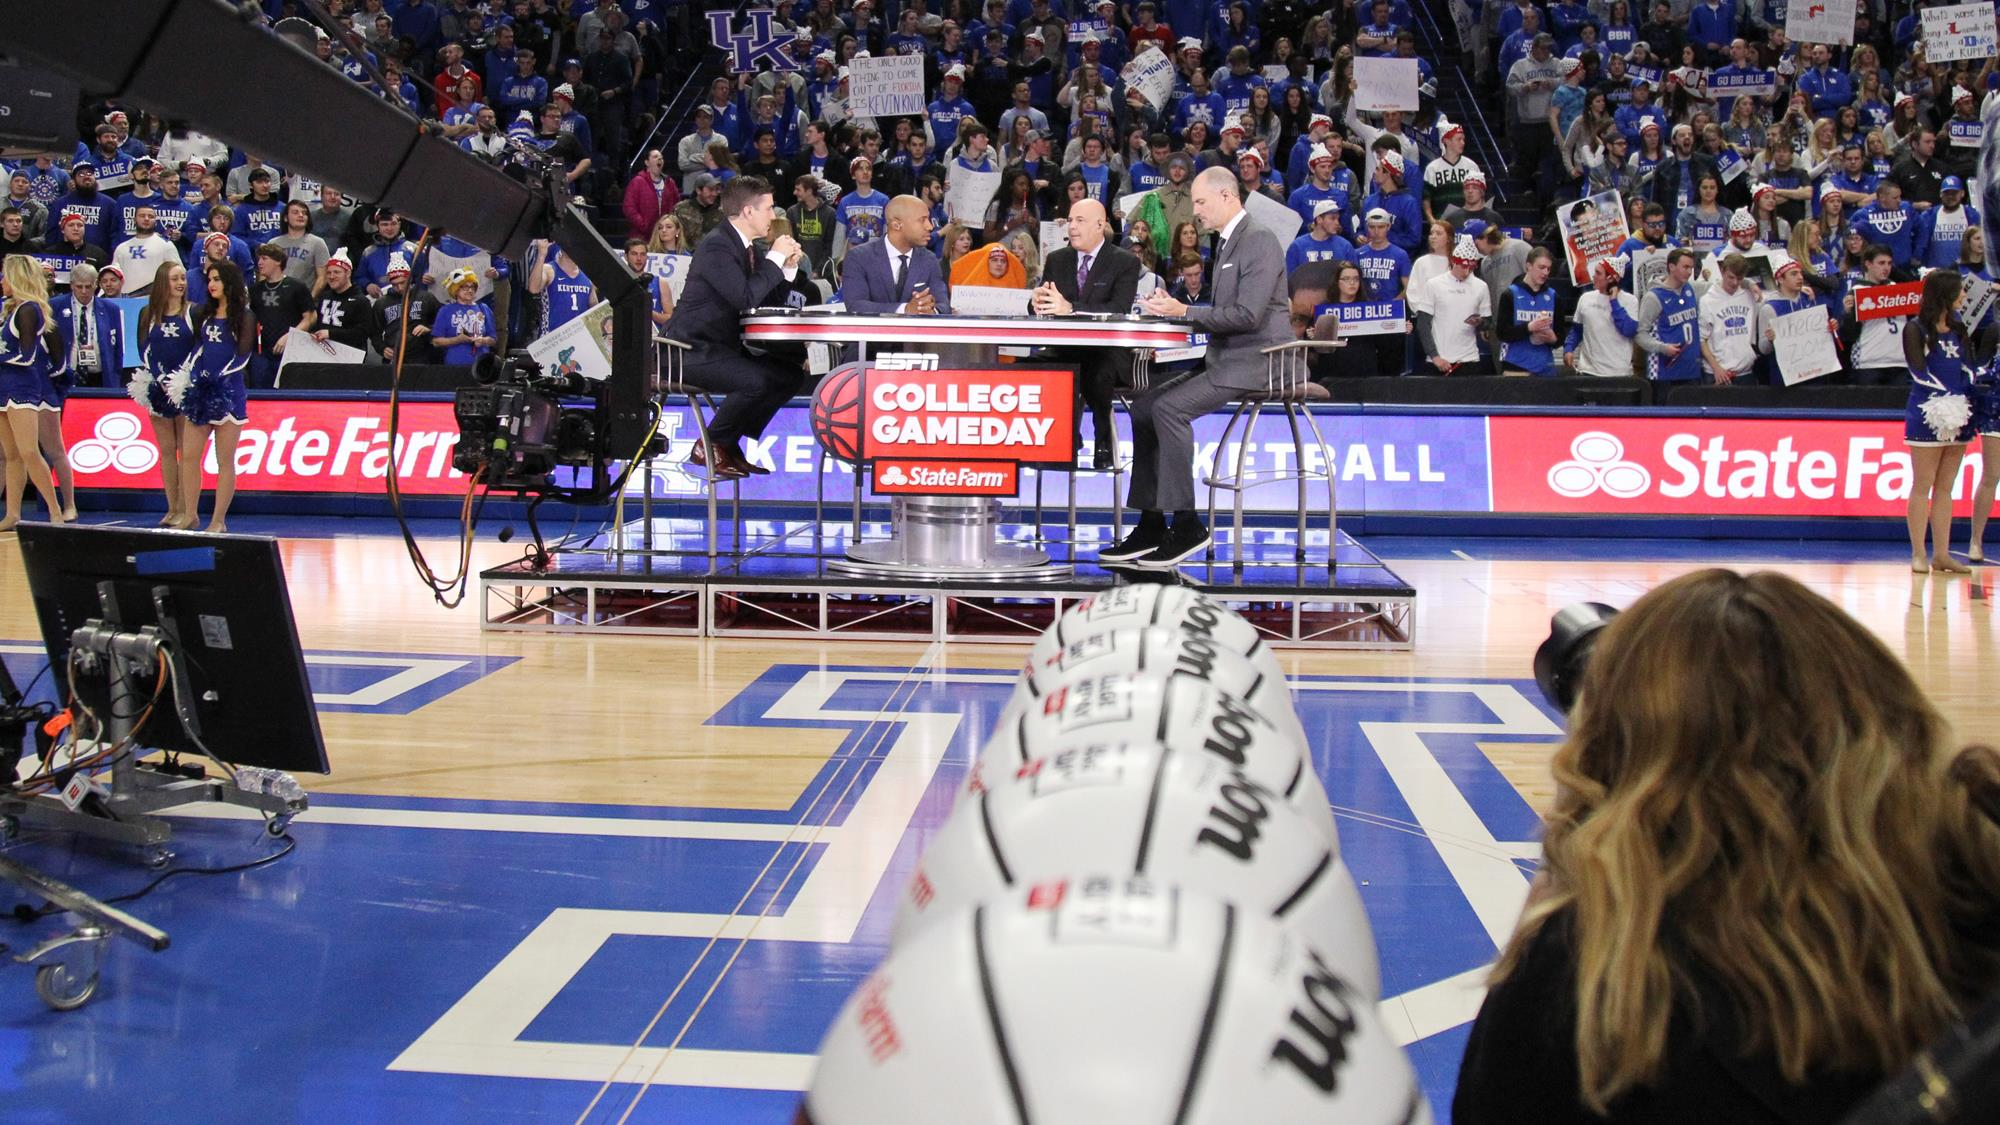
[1129,2,1175,53]
[431,42,483,116]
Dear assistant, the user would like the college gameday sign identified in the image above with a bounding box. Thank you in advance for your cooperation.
[810,357,1076,497]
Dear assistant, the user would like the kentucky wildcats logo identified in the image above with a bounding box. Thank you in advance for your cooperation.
[707,9,801,73]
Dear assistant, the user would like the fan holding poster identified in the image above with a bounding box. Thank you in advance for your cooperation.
[1559,191,1630,287]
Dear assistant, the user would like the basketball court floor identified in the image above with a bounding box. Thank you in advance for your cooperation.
[1,517,1994,1123]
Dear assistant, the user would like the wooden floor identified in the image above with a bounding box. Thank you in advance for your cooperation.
[5,529,1991,817]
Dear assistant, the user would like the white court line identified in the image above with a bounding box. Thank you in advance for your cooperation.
[0,643,468,708]
[171,802,820,843]
[390,669,960,1088]
[389,674,1552,1090]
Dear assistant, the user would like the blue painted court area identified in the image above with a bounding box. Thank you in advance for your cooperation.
[0,665,1554,1123]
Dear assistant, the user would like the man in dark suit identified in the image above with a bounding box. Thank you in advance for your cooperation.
[1109,167,1293,568]
[50,262,125,389]
[1033,198,1143,468]
[664,175,807,479]
[839,195,951,315]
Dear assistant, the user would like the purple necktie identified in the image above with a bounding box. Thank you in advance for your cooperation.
[1077,252,1092,294]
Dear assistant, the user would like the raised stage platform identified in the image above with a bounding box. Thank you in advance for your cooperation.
[479,519,1414,648]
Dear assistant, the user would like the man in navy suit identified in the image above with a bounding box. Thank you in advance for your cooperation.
[839,196,952,315]
[664,175,808,479]
[50,262,126,388]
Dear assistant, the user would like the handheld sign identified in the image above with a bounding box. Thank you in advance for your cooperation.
[1772,306,1841,385]
[1315,300,1407,336]
[847,54,925,117]
[1920,3,1998,62]
[1708,69,1777,98]
[1558,190,1630,287]
[1352,57,1420,112]
[1855,280,1923,321]
[1787,0,1856,44]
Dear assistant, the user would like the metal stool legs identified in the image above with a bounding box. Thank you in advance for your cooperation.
[1199,342,1338,570]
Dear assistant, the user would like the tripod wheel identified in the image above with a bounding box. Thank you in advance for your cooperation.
[36,962,98,1011]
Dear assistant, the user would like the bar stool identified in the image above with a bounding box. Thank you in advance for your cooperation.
[611,336,741,560]
[1028,348,1158,556]
[1201,340,1340,566]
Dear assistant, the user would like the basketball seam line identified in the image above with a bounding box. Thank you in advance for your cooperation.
[1271,849,1335,918]
[974,906,1035,1125]
[1284,756,1304,799]
[980,790,1015,886]
[1170,901,1235,1125]
[1133,742,1172,875]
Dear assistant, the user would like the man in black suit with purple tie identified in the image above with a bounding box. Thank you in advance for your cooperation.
[1032,198,1143,468]
[664,175,808,479]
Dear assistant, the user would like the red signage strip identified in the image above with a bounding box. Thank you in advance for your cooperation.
[62,397,469,495]
[1855,281,1923,321]
[870,459,1020,495]
[1487,415,1985,517]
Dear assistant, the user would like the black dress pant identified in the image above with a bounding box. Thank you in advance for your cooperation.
[682,350,807,447]
[1046,346,1124,446]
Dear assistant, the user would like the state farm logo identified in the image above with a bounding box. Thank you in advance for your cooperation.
[69,410,158,475]
[1547,432,1650,499]
[879,464,908,485]
[871,459,1016,494]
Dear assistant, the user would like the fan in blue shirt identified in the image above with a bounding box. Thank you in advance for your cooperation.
[1851,180,1917,269]
[1287,202,1359,273]
[1359,150,1424,255]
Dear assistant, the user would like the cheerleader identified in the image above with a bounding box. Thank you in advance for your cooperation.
[177,261,254,533]
[1963,227,1999,562]
[0,254,67,531]
[1902,270,1975,574]
[134,263,197,527]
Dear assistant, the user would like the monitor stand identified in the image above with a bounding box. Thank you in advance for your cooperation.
[3,581,307,869]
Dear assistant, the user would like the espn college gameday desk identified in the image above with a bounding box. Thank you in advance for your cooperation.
[744,310,1192,580]
[476,310,1417,648]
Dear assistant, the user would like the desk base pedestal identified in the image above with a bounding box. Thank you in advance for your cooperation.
[830,496,1070,582]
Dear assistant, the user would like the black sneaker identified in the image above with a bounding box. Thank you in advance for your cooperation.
[1098,521,1166,562]
[1132,521,1212,568]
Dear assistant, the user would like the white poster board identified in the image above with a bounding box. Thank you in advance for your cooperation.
[950,285,1031,316]
[1352,57,1421,113]
[526,299,614,383]
[1921,3,1998,62]
[1242,189,1305,244]
[1964,274,1997,330]
[645,252,694,302]
[1786,0,1856,45]
[1773,305,1841,385]
[1113,190,1150,223]
[847,54,925,117]
[1262,65,1291,83]
[1039,219,1069,253]
[1557,190,1630,287]
[944,166,1001,225]
[1120,48,1176,111]
[276,328,365,380]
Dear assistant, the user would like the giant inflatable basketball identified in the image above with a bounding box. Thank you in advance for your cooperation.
[971,671,1337,844]
[804,880,1430,1125]
[900,739,1379,997]
[1000,624,1307,752]
[1034,585,1285,694]
[809,361,866,463]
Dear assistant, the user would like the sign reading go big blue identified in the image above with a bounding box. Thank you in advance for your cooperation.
[706,9,803,73]
[1316,300,1408,337]
[1707,68,1778,97]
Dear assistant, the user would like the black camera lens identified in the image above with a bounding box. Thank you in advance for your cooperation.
[1533,602,1620,714]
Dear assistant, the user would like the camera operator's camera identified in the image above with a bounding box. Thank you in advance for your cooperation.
[452,351,596,488]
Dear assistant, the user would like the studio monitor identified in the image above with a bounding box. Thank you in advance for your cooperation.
[0,56,79,160]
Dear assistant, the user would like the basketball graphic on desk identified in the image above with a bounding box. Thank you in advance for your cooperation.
[811,361,866,463]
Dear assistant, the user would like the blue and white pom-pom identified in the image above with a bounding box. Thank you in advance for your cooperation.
[187,370,237,425]
[161,357,195,410]
[1921,392,1972,443]
[125,369,155,410]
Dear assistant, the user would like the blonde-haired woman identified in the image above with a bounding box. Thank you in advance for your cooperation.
[1454,569,2000,1121]
[0,254,67,530]
[646,213,685,255]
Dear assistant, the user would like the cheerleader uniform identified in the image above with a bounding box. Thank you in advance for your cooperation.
[0,304,63,412]
[178,316,250,426]
[133,309,195,419]
[1905,325,1973,447]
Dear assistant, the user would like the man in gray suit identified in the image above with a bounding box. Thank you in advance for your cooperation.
[1104,167,1293,567]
